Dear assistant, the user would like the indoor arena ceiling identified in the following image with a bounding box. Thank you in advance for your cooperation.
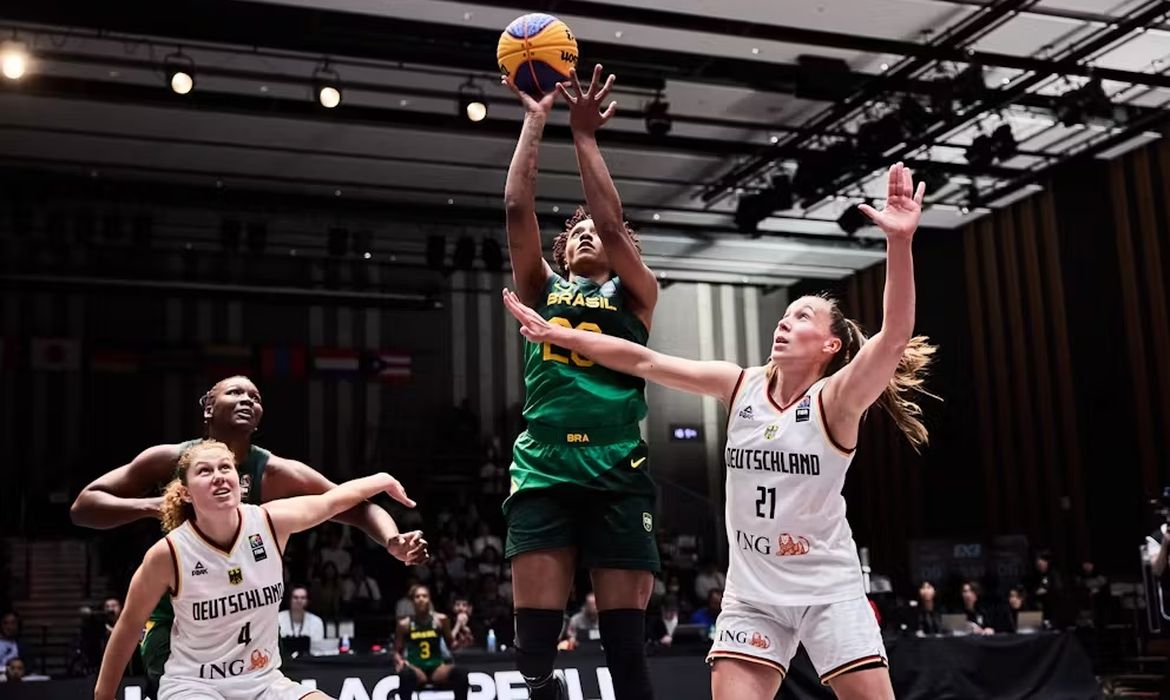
[0,0,1168,280]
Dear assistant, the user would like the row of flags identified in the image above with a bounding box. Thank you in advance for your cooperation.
[0,338,412,382]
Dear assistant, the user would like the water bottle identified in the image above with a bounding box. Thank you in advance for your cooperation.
[486,628,497,653]
[339,635,350,655]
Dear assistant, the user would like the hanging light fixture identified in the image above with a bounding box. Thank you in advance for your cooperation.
[1,40,30,81]
[164,49,196,95]
[313,61,342,108]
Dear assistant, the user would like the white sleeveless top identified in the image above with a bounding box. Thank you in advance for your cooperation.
[163,504,285,683]
[723,369,865,606]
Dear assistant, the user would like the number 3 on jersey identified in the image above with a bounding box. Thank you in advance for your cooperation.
[543,317,602,367]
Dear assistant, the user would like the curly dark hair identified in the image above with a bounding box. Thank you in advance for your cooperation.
[552,205,641,274]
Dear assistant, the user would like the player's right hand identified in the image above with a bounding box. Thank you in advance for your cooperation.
[502,288,559,343]
[501,75,560,117]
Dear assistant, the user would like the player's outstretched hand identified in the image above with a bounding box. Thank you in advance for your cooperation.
[388,530,429,565]
[857,161,925,241]
[556,64,617,135]
[501,74,557,117]
[503,288,560,343]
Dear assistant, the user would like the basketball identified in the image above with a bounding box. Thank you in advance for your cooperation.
[497,13,579,97]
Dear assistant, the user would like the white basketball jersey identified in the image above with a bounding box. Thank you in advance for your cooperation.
[163,504,285,685]
[723,368,865,606]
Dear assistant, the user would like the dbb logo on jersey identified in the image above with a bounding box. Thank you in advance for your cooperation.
[717,628,771,650]
[249,533,268,562]
[191,561,208,577]
[228,567,243,585]
[795,395,811,423]
[764,424,779,440]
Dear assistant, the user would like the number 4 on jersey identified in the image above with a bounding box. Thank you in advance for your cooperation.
[238,621,252,646]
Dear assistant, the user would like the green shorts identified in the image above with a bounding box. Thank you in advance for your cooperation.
[504,432,660,572]
[140,618,170,690]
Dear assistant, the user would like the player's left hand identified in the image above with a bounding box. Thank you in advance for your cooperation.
[557,65,617,135]
[388,530,429,565]
[502,288,560,344]
[858,162,925,241]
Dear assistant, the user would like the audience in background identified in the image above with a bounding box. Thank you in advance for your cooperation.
[3,657,24,682]
[0,613,19,665]
[690,588,722,628]
[1028,550,1066,625]
[648,595,680,646]
[692,562,726,603]
[341,561,383,613]
[471,522,502,559]
[566,592,601,645]
[311,561,344,620]
[449,598,479,651]
[278,586,326,643]
[915,581,943,636]
[960,581,1000,635]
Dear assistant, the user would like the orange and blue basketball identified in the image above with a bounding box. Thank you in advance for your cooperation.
[497,13,579,97]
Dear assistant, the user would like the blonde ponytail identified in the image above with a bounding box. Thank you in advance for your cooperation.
[828,312,939,451]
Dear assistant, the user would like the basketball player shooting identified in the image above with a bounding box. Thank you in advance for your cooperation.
[501,63,661,700]
[71,376,427,696]
[504,163,936,700]
[94,441,412,700]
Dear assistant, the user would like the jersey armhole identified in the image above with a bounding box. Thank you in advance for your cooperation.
[262,506,285,559]
[163,536,181,598]
[724,369,747,432]
[816,390,856,456]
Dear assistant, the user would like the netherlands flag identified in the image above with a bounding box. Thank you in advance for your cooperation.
[312,348,361,375]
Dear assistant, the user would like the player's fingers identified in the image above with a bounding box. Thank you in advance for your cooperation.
[595,73,616,103]
[857,203,881,222]
[555,82,576,104]
[386,482,417,508]
[588,63,604,96]
[914,181,926,205]
[600,101,618,123]
[569,68,584,97]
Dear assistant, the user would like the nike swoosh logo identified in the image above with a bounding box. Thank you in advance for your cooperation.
[631,457,647,469]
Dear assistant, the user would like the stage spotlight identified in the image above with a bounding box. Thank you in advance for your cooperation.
[313,62,342,108]
[327,226,349,257]
[164,50,196,95]
[966,132,996,168]
[645,93,671,137]
[459,79,487,122]
[1,41,29,81]
[734,192,773,235]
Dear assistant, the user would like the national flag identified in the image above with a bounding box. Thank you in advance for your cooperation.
[365,351,411,382]
[30,337,81,371]
[90,348,141,373]
[204,345,254,378]
[260,346,307,378]
[312,348,360,375]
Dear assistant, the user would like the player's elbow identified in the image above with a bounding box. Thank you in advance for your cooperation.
[70,493,96,527]
[504,195,532,216]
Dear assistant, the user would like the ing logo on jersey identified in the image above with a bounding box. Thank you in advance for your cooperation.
[749,632,772,650]
[227,567,243,585]
[248,649,270,671]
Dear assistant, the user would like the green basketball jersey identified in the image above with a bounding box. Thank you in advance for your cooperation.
[522,274,649,428]
[404,615,444,671]
[146,441,271,624]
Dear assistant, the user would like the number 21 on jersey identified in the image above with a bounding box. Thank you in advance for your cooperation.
[542,317,601,367]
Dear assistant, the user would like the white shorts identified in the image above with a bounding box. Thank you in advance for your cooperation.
[706,592,887,685]
[159,672,315,700]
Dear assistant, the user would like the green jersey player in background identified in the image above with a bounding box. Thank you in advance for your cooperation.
[71,375,428,697]
[501,64,660,700]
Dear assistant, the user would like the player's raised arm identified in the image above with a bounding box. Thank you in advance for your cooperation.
[262,472,414,550]
[502,76,557,306]
[559,65,658,317]
[70,443,182,529]
[504,289,741,406]
[94,541,174,700]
